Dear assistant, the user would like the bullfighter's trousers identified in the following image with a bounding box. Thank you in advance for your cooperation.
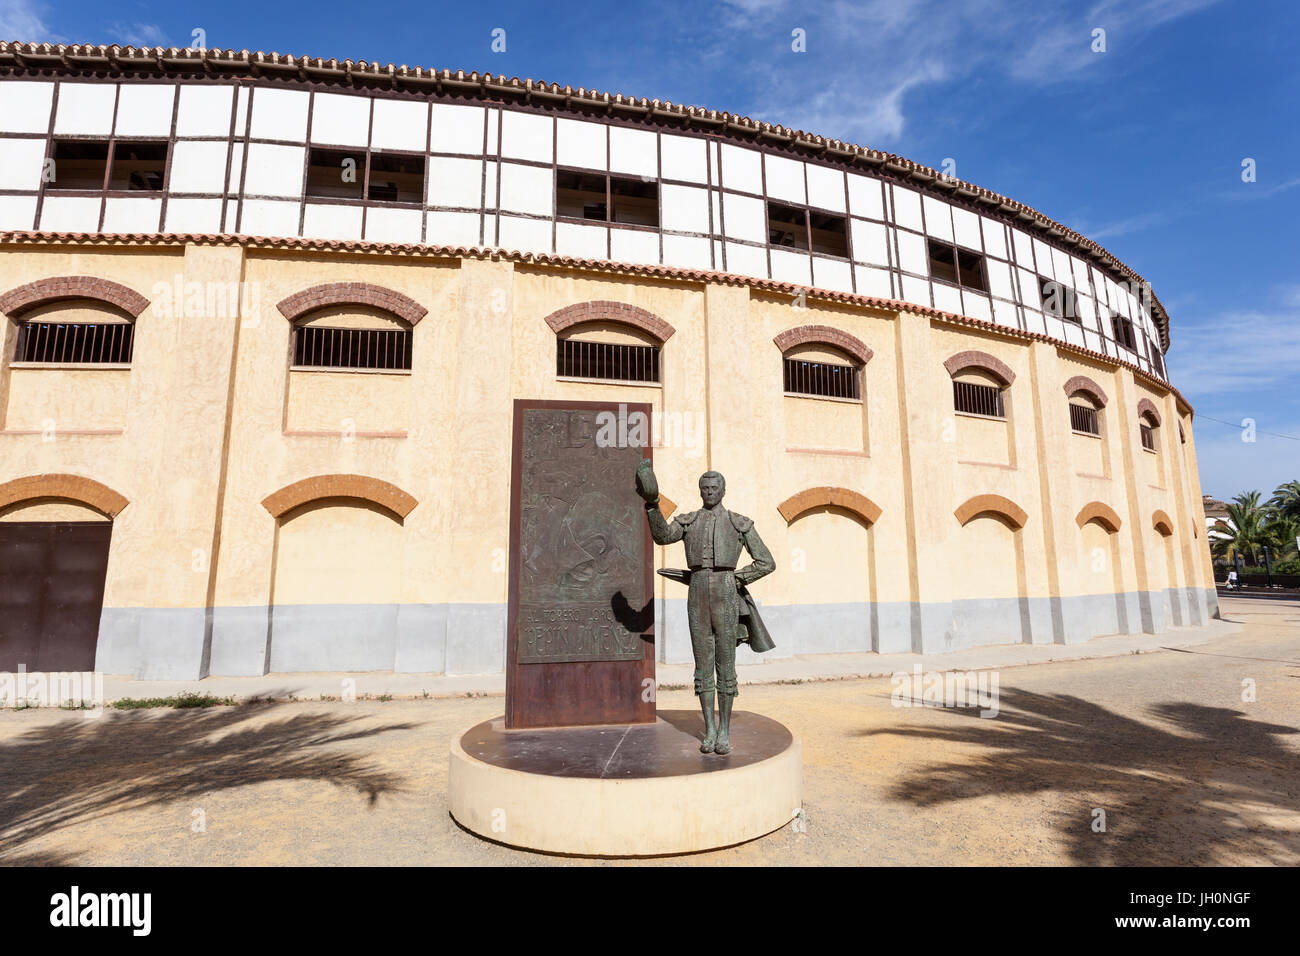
[687,568,739,697]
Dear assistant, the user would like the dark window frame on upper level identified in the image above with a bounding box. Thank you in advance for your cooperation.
[305,146,426,206]
[1039,276,1084,325]
[1148,337,1166,378]
[1111,311,1138,352]
[927,239,988,293]
[555,168,660,230]
[766,200,850,259]
[43,137,171,196]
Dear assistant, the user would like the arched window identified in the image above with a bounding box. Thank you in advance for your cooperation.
[1138,399,1161,453]
[782,343,861,400]
[945,351,1014,420]
[276,282,426,373]
[544,302,675,385]
[556,321,661,383]
[1068,396,1101,435]
[291,305,413,371]
[773,326,872,401]
[1139,413,1158,451]
[13,299,135,365]
[1063,376,1108,437]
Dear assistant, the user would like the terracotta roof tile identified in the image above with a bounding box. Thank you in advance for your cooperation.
[0,227,1190,414]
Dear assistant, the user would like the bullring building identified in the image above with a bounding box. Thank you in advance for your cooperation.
[0,44,1217,679]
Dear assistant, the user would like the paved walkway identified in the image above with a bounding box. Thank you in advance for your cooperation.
[42,610,1241,705]
[0,592,1292,866]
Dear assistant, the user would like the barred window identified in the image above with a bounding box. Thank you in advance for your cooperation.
[1139,409,1159,452]
[557,338,660,383]
[16,319,133,364]
[1069,402,1100,435]
[293,325,412,370]
[783,356,860,399]
[953,380,1005,418]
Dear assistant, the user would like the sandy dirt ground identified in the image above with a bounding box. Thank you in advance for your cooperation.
[2,593,1297,866]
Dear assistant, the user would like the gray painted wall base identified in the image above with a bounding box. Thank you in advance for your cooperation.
[97,607,208,680]
[92,587,1226,678]
[97,602,506,679]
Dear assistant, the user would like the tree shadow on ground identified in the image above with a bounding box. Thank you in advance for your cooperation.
[0,704,415,863]
[866,688,1300,865]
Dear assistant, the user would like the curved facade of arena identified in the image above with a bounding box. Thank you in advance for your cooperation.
[0,47,1215,679]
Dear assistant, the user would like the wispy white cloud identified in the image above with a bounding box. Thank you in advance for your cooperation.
[109,23,169,48]
[1087,210,1174,239]
[710,0,1223,145]
[1013,0,1223,80]
[1170,306,1300,398]
[0,0,60,41]
[1218,176,1300,201]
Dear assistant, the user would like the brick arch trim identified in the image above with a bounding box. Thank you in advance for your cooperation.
[1137,398,1162,427]
[261,474,418,520]
[777,487,882,525]
[0,276,149,318]
[276,283,428,326]
[772,325,873,365]
[0,473,129,517]
[1152,510,1174,536]
[1063,374,1109,407]
[954,494,1027,530]
[944,350,1016,386]
[543,300,676,343]
[1076,501,1123,533]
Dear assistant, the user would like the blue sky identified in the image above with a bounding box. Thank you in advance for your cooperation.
[4,0,1297,502]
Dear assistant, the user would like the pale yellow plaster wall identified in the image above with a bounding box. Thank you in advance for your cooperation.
[745,295,907,605]
[783,395,864,452]
[0,241,1216,628]
[0,244,245,612]
[4,367,130,431]
[284,369,411,434]
[768,507,874,606]
[208,252,458,610]
[952,516,1021,601]
[272,499,405,605]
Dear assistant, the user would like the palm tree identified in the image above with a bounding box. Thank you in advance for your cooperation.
[1211,491,1268,565]
[1269,480,1300,522]
[1263,513,1300,562]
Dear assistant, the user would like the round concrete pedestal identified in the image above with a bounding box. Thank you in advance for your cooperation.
[448,709,802,856]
